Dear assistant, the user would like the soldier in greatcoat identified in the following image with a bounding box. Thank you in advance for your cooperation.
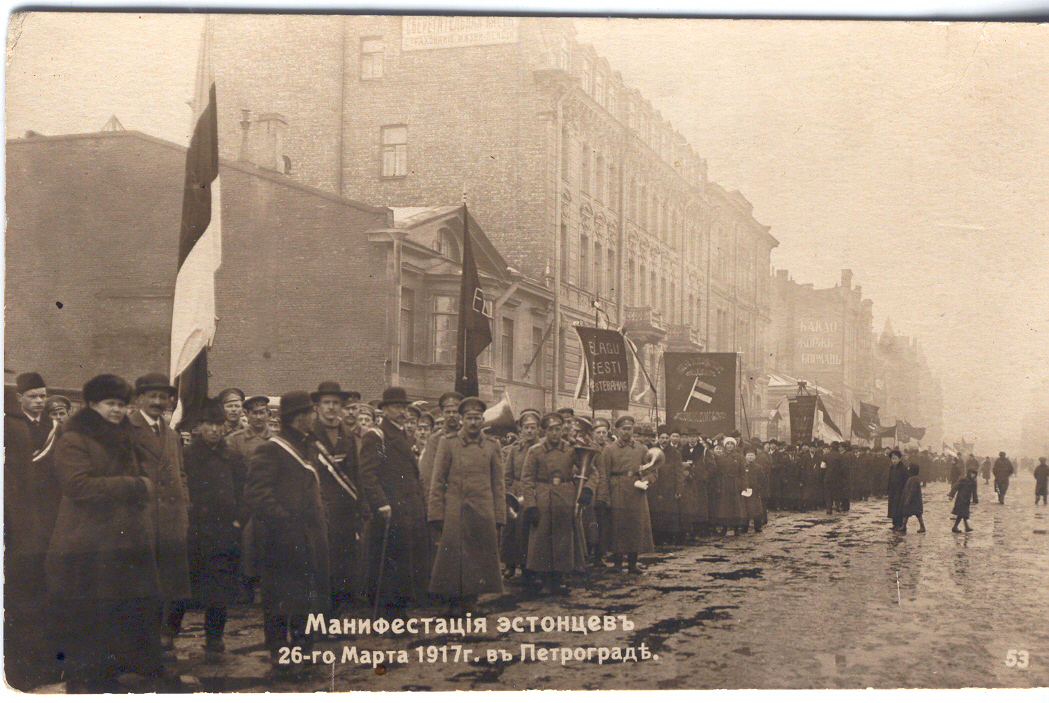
[127,373,190,651]
[243,391,330,678]
[428,397,506,614]
[419,391,464,502]
[501,408,541,580]
[601,415,655,574]
[522,412,594,594]
[359,387,432,619]
[308,381,364,615]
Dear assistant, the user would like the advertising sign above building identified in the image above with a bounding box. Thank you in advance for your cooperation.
[794,317,843,369]
[402,17,519,51]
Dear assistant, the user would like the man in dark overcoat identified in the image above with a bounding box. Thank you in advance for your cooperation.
[886,449,908,530]
[992,451,1015,504]
[127,373,190,650]
[166,400,247,657]
[428,397,506,613]
[359,387,432,619]
[821,441,848,514]
[309,381,364,614]
[647,426,682,545]
[46,374,165,692]
[244,391,330,678]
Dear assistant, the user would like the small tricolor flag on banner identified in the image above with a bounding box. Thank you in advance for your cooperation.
[683,376,717,410]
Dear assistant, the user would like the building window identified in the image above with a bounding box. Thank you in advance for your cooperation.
[594,155,604,203]
[501,317,515,380]
[400,287,414,362]
[639,185,648,231]
[581,56,593,94]
[532,325,545,384]
[608,248,616,299]
[560,224,569,282]
[629,179,637,222]
[433,295,457,364]
[380,125,407,178]
[580,234,590,289]
[594,71,606,107]
[561,125,571,179]
[557,35,569,70]
[361,37,384,80]
[627,259,635,306]
[608,85,618,119]
[608,163,618,211]
[581,143,591,194]
[661,276,667,315]
[670,282,676,324]
[639,264,646,306]
[652,271,658,309]
[594,242,603,300]
[688,294,694,329]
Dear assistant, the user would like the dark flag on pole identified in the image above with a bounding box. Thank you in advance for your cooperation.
[170,17,221,430]
[574,326,630,410]
[664,352,737,436]
[851,409,871,440]
[789,395,818,445]
[455,204,491,398]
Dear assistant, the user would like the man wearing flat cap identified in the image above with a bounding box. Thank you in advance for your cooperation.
[128,373,191,649]
[600,415,655,574]
[428,397,506,615]
[308,381,364,614]
[359,387,431,619]
[243,391,329,678]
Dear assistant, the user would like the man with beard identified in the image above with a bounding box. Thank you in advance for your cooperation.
[308,381,363,615]
[127,373,190,653]
[501,408,541,580]
[601,416,655,573]
[886,449,908,531]
[428,397,505,614]
[359,387,431,619]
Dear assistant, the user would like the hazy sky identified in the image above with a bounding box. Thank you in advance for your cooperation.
[6,13,1048,451]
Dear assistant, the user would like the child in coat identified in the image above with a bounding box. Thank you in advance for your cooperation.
[948,468,979,532]
[900,463,925,534]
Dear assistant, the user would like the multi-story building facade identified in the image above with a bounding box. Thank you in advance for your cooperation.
[770,268,876,433]
[208,15,777,420]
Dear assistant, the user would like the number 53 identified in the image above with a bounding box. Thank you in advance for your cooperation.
[1005,650,1029,669]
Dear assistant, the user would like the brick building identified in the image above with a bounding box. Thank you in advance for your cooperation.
[207,15,778,421]
[5,130,554,407]
[770,268,876,434]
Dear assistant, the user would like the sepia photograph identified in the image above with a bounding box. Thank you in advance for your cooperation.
[4,10,1048,694]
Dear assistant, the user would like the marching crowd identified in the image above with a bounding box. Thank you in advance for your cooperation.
[5,369,1048,692]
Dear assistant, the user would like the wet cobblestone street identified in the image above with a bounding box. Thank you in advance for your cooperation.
[41,472,1044,693]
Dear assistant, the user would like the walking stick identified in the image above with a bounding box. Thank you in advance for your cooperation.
[371,511,392,621]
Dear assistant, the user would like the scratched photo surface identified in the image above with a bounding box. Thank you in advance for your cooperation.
[5,13,1049,694]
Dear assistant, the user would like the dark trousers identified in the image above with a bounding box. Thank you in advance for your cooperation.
[165,600,228,642]
[263,611,313,658]
[995,478,1009,503]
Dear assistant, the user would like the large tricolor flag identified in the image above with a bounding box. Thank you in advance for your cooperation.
[170,17,221,428]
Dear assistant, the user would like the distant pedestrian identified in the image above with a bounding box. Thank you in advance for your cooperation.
[886,450,908,531]
[1034,457,1048,506]
[900,463,925,534]
[992,452,1015,504]
[948,468,979,532]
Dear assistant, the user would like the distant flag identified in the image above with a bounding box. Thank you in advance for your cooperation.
[851,409,871,440]
[170,16,221,429]
[683,376,717,411]
[454,204,491,398]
